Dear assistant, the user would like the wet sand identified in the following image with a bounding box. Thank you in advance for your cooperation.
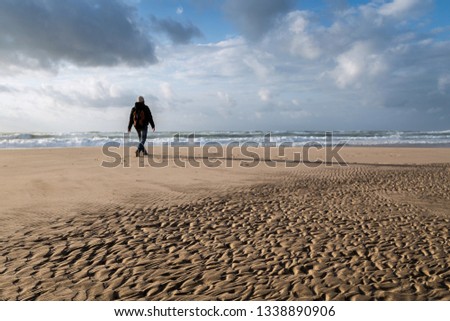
[0,147,449,300]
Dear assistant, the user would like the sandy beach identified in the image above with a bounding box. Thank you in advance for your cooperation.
[0,146,449,300]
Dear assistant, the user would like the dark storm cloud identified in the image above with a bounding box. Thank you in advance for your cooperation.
[0,0,157,69]
[150,16,203,45]
[223,0,295,40]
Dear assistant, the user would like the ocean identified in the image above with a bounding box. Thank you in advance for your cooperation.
[1,130,450,149]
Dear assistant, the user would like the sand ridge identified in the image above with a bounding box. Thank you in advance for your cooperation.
[1,162,449,300]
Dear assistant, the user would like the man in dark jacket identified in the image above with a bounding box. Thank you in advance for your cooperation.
[128,96,155,157]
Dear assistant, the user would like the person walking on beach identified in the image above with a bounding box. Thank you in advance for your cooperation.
[128,96,155,157]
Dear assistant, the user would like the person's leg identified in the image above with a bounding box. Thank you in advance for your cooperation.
[135,128,142,156]
[139,127,148,154]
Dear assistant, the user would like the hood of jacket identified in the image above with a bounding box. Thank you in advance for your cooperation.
[134,101,146,109]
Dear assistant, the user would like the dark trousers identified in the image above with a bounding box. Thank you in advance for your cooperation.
[136,127,148,152]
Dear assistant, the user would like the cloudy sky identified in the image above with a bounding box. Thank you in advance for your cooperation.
[1,0,449,132]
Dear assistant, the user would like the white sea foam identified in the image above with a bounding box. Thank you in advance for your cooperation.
[1,130,450,149]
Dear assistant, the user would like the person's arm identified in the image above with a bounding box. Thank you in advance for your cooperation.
[147,106,155,131]
[127,107,134,132]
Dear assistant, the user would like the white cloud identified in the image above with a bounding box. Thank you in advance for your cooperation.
[40,77,130,108]
[283,11,321,59]
[216,91,237,118]
[159,82,173,100]
[176,7,184,15]
[379,0,432,18]
[438,75,450,94]
[242,54,272,79]
[262,10,321,60]
[330,41,387,88]
[258,88,271,102]
[217,91,237,107]
[169,37,273,82]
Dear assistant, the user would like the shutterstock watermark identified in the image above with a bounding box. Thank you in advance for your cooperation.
[101,132,347,168]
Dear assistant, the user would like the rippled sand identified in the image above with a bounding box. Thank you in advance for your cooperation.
[0,148,449,300]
